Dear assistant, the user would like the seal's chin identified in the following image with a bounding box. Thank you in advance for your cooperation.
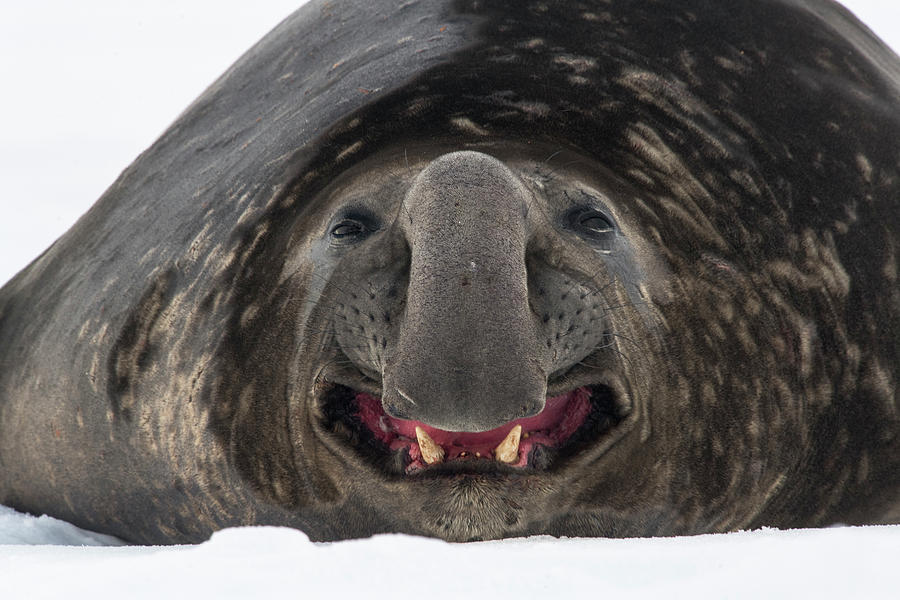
[321,383,624,475]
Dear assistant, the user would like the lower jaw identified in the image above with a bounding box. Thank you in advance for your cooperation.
[320,383,624,477]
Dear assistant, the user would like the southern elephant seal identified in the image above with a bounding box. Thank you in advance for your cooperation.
[0,0,898,544]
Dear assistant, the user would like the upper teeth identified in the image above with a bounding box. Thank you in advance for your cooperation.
[414,424,524,466]
[494,425,522,464]
[415,426,445,465]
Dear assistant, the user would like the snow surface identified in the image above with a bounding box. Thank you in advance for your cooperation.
[1,503,899,599]
[1,1,899,598]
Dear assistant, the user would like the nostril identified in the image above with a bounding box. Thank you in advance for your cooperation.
[383,401,409,420]
[520,399,545,419]
[383,404,409,420]
[382,387,417,420]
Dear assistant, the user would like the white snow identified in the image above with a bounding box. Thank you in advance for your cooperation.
[1,503,899,599]
[1,2,898,598]
[0,505,124,547]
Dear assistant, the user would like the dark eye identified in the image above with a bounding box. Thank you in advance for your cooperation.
[328,211,379,244]
[578,213,614,234]
[331,220,367,238]
[564,207,617,250]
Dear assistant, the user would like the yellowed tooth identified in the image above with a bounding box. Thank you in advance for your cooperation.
[415,426,445,465]
[494,425,522,464]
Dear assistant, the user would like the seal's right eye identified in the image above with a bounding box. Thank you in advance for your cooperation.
[328,210,379,244]
[331,220,366,238]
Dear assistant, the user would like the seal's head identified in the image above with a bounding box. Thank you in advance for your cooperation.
[302,146,654,540]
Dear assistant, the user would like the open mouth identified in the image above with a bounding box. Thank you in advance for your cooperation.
[321,382,625,475]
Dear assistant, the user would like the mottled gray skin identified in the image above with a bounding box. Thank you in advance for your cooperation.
[0,0,898,544]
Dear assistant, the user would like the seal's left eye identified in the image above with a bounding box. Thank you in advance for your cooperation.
[564,206,617,251]
[578,213,614,234]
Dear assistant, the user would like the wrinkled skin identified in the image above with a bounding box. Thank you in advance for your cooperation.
[0,0,898,544]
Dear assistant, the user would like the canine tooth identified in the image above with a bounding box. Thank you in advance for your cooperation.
[494,425,522,463]
[415,427,445,465]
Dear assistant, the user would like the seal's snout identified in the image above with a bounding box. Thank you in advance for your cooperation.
[381,151,547,432]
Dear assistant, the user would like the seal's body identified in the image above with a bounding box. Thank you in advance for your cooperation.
[1,0,897,544]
